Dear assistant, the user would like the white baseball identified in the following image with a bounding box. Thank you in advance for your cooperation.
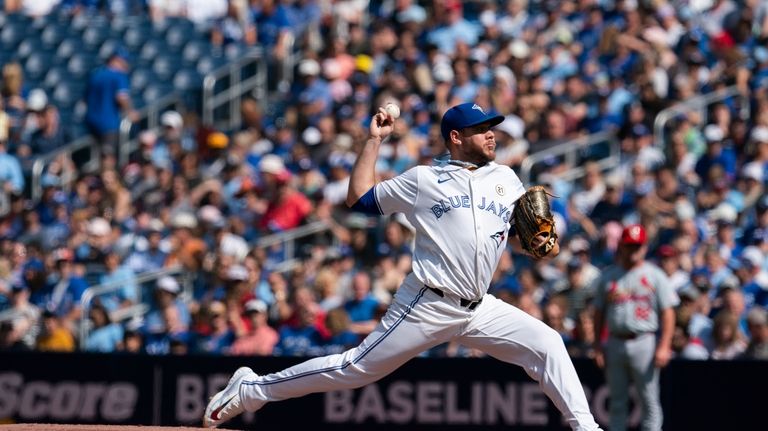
[385,103,400,119]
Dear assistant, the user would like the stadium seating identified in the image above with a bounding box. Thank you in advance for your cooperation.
[0,10,228,140]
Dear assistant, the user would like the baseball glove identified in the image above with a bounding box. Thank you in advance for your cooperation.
[513,185,558,259]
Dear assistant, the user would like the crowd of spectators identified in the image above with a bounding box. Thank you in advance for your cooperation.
[1,0,768,362]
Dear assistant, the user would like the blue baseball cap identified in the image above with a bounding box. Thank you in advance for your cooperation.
[440,103,504,141]
[110,45,131,62]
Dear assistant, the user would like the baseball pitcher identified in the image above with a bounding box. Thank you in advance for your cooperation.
[204,103,602,430]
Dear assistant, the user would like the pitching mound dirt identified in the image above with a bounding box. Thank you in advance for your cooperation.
[0,425,243,431]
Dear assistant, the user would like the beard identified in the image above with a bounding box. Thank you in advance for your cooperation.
[464,141,496,166]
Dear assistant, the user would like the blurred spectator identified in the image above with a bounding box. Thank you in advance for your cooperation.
[344,271,380,337]
[257,155,313,232]
[143,276,190,335]
[36,310,75,352]
[672,291,710,360]
[193,300,235,354]
[29,104,70,156]
[124,219,168,273]
[165,212,207,270]
[1,63,26,148]
[96,249,138,312]
[0,96,9,145]
[46,248,88,330]
[313,268,343,312]
[735,246,768,309]
[4,0,61,16]
[118,326,144,354]
[211,1,249,47]
[557,257,597,321]
[742,306,768,359]
[143,277,191,355]
[147,0,186,22]
[229,298,278,356]
[0,139,25,196]
[695,124,737,184]
[0,281,40,349]
[543,297,573,344]
[246,0,292,61]
[710,310,747,359]
[274,301,324,357]
[183,0,227,29]
[567,309,597,359]
[84,47,137,156]
[84,304,123,352]
[426,1,480,54]
[322,307,358,355]
[294,59,333,127]
[742,195,768,248]
[657,245,690,293]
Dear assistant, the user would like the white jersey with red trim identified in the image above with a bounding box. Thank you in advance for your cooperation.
[592,261,678,335]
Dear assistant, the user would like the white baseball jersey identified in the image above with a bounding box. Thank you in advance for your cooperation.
[374,161,526,300]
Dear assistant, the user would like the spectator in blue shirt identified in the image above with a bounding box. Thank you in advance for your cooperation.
[344,271,380,338]
[96,250,138,312]
[322,307,359,355]
[0,139,24,196]
[274,305,325,357]
[84,47,136,156]
[45,249,88,329]
[695,124,738,183]
[28,105,69,156]
[84,304,123,352]
[294,59,333,127]
[248,0,293,61]
[194,301,235,355]
[425,1,481,54]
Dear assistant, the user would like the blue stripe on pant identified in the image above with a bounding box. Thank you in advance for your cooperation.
[241,285,435,405]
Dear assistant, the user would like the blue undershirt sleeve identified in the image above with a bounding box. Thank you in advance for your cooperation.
[350,187,382,215]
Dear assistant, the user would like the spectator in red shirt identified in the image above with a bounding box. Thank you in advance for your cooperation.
[257,155,312,232]
[229,299,278,356]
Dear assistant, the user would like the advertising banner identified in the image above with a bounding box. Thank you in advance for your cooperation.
[1,352,766,430]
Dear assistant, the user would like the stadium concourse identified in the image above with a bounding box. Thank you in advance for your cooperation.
[1,0,768,376]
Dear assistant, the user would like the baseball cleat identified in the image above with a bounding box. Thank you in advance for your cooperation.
[203,366,254,428]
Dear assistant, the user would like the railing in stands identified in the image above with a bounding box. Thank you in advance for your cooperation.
[254,220,335,273]
[78,266,189,350]
[653,85,750,148]
[30,134,99,203]
[118,92,184,167]
[30,93,183,203]
[518,131,620,185]
[202,47,267,130]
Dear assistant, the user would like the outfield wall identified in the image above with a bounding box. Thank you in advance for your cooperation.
[0,352,765,430]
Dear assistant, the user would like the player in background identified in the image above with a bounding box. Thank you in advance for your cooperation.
[592,224,677,431]
[204,103,602,430]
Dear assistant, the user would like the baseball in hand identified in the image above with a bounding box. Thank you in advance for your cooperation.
[384,103,400,119]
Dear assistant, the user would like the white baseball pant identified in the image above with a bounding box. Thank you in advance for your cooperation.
[241,273,601,431]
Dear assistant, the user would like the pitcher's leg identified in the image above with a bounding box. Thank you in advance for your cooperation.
[240,285,449,410]
[626,335,662,431]
[456,295,601,431]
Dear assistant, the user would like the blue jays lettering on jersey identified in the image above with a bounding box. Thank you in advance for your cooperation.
[374,161,525,300]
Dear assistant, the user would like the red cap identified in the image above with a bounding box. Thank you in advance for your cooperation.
[620,224,647,245]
